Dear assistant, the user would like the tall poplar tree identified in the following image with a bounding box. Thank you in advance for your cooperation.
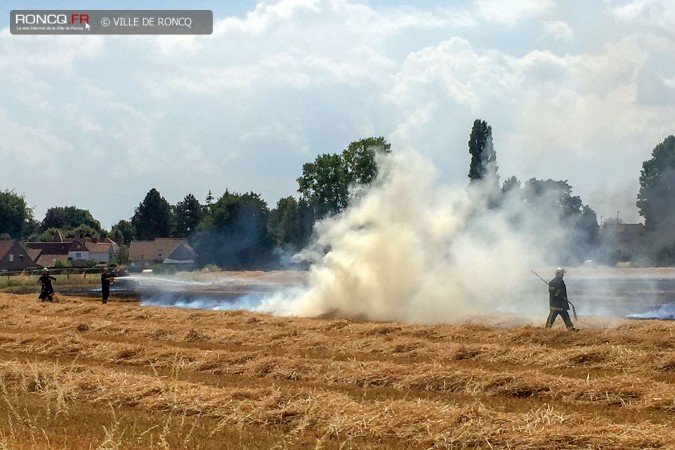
[467,119,500,204]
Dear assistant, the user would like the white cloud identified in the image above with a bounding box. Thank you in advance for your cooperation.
[0,32,103,72]
[543,19,574,41]
[381,25,675,216]
[612,0,675,32]
[477,0,555,24]
[0,109,72,165]
[388,38,509,111]
[0,0,673,227]
[389,102,437,147]
[217,0,322,35]
[62,104,103,133]
[157,0,458,96]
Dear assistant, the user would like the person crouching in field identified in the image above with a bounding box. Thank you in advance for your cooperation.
[101,267,114,304]
[546,268,579,331]
[38,269,56,302]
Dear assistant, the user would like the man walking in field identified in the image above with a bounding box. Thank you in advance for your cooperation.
[546,268,579,331]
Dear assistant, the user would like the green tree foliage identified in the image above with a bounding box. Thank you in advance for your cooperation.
[522,179,582,213]
[468,119,498,183]
[65,224,100,239]
[34,224,101,241]
[501,176,521,196]
[268,196,308,249]
[467,119,500,204]
[54,259,72,269]
[109,220,135,245]
[131,188,172,240]
[297,137,391,218]
[637,135,675,233]
[296,199,315,247]
[40,206,103,234]
[193,191,274,269]
[576,205,601,257]
[516,178,599,263]
[342,137,391,186]
[0,189,34,239]
[655,243,675,265]
[115,244,130,265]
[298,153,346,218]
[33,227,64,242]
[173,194,204,238]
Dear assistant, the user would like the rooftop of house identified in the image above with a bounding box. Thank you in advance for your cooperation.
[0,240,16,258]
[128,238,192,261]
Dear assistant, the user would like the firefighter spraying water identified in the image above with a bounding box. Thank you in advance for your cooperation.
[101,267,115,304]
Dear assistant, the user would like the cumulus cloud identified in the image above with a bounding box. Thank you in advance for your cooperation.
[477,0,555,24]
[0,0,674,228]
[382,26,675,209]
[0,109,72,165]
[612,0,675,33]
[543,19,574,41]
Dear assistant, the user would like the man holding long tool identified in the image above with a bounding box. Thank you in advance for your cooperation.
[101,267,115,304]
[546,268,579,331]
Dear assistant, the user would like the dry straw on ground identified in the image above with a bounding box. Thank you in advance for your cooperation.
[0,291,673,449]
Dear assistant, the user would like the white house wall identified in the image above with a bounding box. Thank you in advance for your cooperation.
[68,251,90,260]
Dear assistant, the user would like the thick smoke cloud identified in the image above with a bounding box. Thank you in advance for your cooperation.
[135,150,673,322]
[258,150,569,323]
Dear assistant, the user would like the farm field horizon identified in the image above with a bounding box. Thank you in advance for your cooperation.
[0,290,674,449]
[111,267,675,321]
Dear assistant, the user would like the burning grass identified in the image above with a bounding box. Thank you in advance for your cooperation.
[0,292,673,449]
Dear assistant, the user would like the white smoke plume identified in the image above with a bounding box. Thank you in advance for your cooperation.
[258,150,567,323]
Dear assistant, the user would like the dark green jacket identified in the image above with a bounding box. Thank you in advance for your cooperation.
[548,276,568,310]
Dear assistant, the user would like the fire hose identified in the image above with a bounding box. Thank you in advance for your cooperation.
[531,269,577,320]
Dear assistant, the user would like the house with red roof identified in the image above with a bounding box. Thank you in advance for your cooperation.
[24,233,120,268]
[68,238,120,264]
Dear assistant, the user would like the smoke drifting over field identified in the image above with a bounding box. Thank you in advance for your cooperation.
[135,153,675,324]
[137,151,675,322]
[258,151,568,323]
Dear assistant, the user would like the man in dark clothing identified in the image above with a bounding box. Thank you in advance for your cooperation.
[546,268,579,331]
[38,269,56,302]
[101,267,114,304]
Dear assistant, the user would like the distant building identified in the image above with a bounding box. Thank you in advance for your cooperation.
[68,238,119,264]
[24,233,119,268]
[600,219,645,258]
[34,253,71,268]
[128,238,195,270]
[0,240,39,271]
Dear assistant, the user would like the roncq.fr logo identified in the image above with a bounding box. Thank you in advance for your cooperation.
[14,13,90,26]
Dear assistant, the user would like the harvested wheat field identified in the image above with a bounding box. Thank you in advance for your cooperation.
[0,292,674,449]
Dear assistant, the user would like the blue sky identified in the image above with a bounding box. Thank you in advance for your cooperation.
[1,0,674,228]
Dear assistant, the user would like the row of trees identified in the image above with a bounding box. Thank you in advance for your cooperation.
[467,119,675,265]
[467,119,600,264]
[0,137,391,269]
[2,127,674,266]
